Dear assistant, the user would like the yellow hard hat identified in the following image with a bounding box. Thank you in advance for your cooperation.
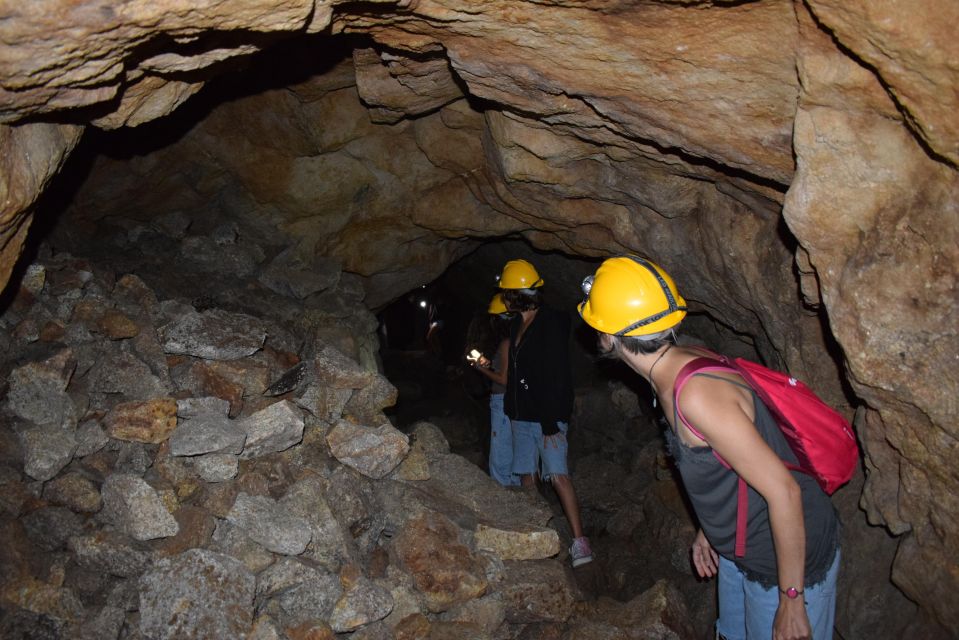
[488,293,508,314]
[578,256,687,336]
[497,259,543,289]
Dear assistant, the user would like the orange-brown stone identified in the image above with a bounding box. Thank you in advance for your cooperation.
[104,397,178,444]
[97,309,140,339]
[392,511,488,613]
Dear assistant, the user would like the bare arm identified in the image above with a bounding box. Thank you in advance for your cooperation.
[679,377,811,640]
[473,339,509,387]
[691,527,719,578]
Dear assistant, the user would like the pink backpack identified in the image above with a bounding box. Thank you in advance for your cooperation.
[673,352,858,557]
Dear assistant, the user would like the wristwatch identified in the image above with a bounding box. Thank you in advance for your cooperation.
[779,586,804,599]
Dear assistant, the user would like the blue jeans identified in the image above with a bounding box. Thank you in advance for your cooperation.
[511,419,569,481]
[716,550,839,640]
[488,394,519,486]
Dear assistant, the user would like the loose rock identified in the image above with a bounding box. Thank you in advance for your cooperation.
[330,575,394,632]
[392,511,488,613]
[138,549,255,640]
[104,397,178,444]
[6,348,77,426]
[19,424,78,481]
[100,473,179,540]
[226,492,312,555]
[239,400,305,459]
[69,531,154,578]
[169,412,245,456]
[314,344,374,389]
[43,471,103,513]
[211,519,276,573]
[191,452,239,482]
[326,420,409,479]
[498,560,577,624]
[23,506,86,551]
[74,419,110,457]
[160,308,267,360]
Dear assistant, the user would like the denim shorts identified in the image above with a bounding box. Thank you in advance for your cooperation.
[511,419,569,481]
[489,394,519,486]
[716,549,840,640]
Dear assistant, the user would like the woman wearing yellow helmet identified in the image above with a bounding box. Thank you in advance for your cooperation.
[579,255,840,640]
[468,294,520,487]
[497,259,544,290]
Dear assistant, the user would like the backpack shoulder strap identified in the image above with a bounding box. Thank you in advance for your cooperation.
[673,356,736,443]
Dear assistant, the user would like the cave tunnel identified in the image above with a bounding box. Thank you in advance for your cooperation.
[0,2,957,639]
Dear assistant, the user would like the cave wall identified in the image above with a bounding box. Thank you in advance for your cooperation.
[1,0,957,630]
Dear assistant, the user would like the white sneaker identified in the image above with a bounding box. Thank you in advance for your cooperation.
[569,536,593,567]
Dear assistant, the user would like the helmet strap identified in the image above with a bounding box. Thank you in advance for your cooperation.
[613,256,686,337]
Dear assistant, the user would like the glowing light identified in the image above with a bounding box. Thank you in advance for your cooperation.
[419,300,427,308]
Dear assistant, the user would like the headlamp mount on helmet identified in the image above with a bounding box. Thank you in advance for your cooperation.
[612,256,686,336]
[581,275,594,297]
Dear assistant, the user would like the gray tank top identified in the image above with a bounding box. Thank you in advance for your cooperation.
[664,376,839,588]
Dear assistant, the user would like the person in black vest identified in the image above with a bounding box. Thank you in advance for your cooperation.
[578,255,839,640]
[497,259,592,568]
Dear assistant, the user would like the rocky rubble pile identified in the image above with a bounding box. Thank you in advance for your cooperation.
[0,253,696,639]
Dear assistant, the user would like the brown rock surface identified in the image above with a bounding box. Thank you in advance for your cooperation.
[42,472,103,513]
[805,0,959,165]
[567,580,697,639]
[96,309,140,339]
[392,510,488,613]
[0,0,317,121]
[786,4,959,628]
[474,524,560,562]
[498,560,577,624]
[104,398,179,444]
[353,47,464,124]
[0,0,954,631]
[0,122,82,291]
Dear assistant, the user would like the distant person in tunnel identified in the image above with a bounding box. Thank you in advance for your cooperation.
[498,259,592,568]
[467,293,520,487]
[424,294,444,358]
[578,255,840,640]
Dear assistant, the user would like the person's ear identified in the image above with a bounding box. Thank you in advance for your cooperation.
[597,332,614,355]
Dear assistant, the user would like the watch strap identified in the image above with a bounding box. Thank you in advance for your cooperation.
[779,586,804,599]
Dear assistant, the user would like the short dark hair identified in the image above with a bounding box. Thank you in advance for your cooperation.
[502,288,540,312]
[597,330,676,360]
[617,333,674,355]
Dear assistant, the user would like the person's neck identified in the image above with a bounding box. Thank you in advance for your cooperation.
[520,307,539,324]
[623,343,673,385]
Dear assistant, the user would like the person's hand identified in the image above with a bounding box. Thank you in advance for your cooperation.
[476,355,491,368]
[691,529,718,578]
[540,420,560,437]
[773,598,811,640]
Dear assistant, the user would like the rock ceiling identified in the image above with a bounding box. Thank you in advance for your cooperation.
[0,0,957,630]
